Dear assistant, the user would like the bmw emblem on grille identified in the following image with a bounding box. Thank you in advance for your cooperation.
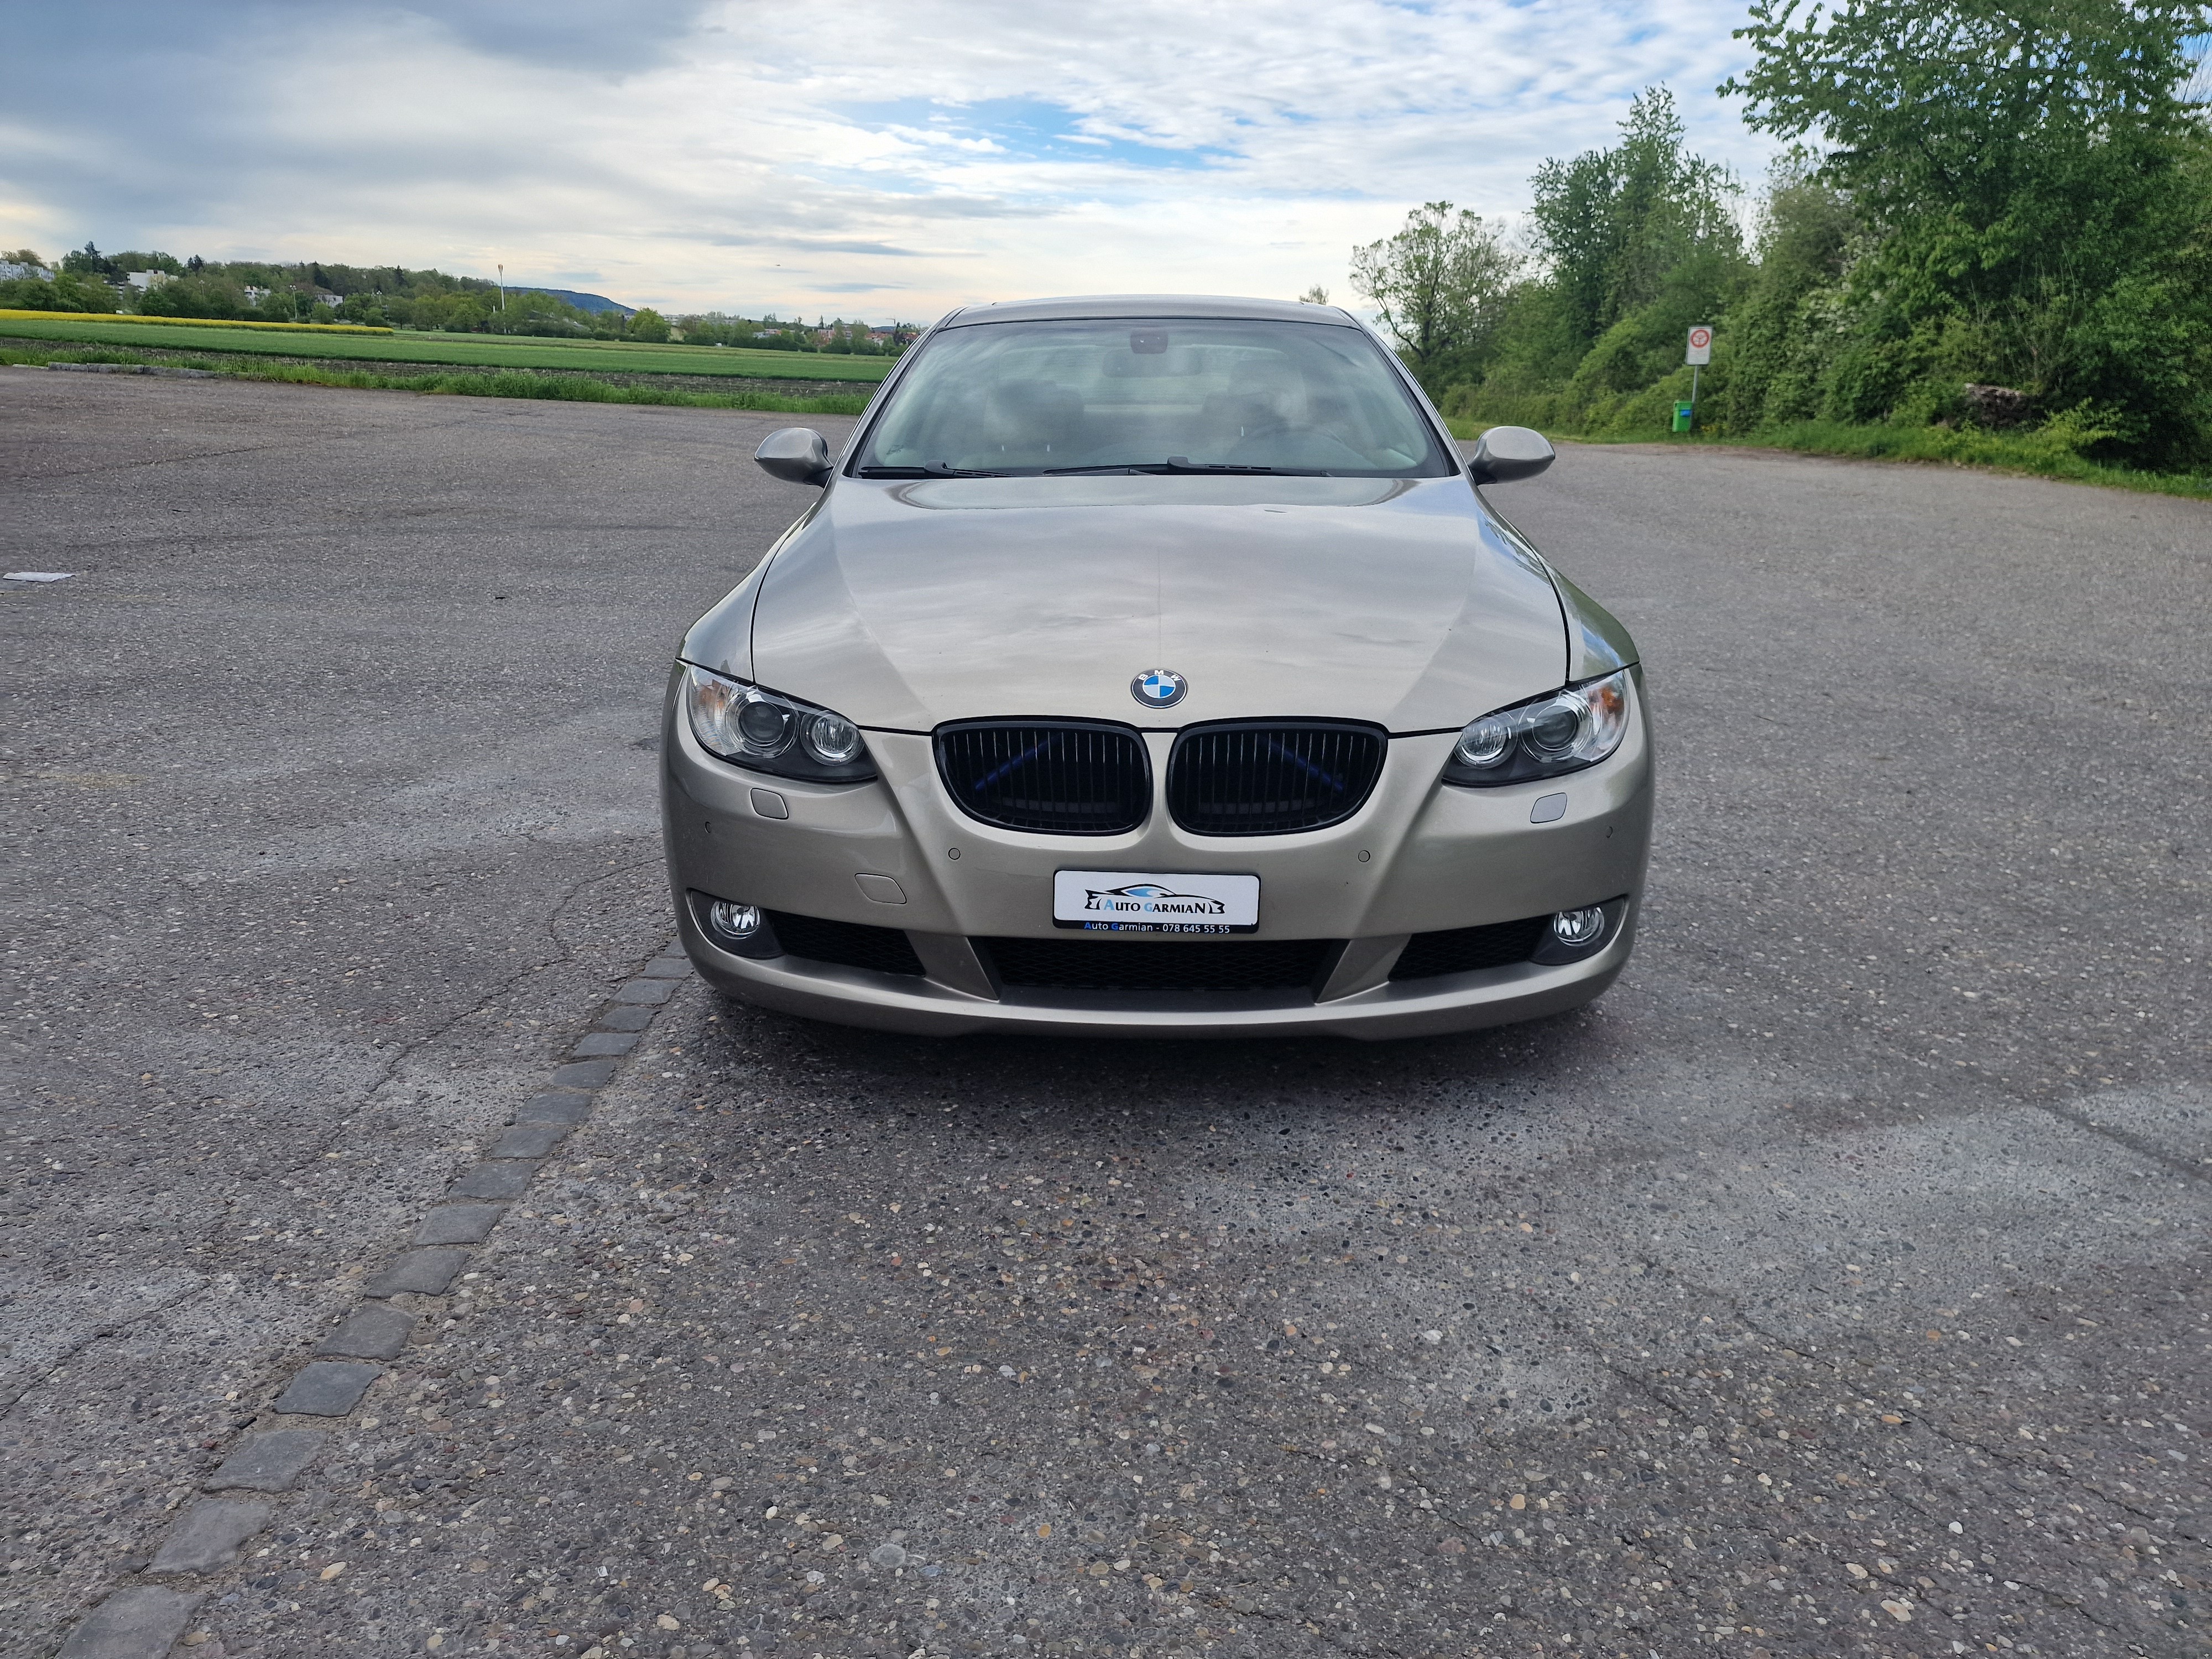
[1132,669,1187,708]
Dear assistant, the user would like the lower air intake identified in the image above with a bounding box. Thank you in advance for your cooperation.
[765,911,925,977]
[983,936,1331,993]
[1389,916,1548,981]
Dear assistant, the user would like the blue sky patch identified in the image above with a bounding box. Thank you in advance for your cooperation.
[833,97,1238,171]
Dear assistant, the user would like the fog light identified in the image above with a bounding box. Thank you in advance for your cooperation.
[1552,905,1606,947]
[707,900,763,941]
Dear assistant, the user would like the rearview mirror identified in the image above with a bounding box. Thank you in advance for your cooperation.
[755,427,833,487]
[1467,425,1555,485]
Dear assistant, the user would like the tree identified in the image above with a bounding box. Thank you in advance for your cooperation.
[62,242,118,278]
[1715,153,1864,427]
[1349,202,1519,382]
[1723,0,2212,458]
[1528,87,1743,355]
[1724,0,2207,229]
[1299,285,1330,305]
[138,276,250,319]
[627,306,671,342]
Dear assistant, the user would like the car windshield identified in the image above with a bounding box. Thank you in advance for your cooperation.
[853,316,1453,478]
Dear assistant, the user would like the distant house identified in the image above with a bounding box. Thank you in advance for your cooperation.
[315,290,342,307]
[242,286,269,304]
[125,270,174,291]
[0,260,53,282]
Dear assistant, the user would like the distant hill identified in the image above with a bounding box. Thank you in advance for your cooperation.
[515,287,633,316]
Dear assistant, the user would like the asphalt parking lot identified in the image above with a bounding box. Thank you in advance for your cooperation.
[3,370,2206,1659]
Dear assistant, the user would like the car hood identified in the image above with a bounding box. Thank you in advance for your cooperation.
[699,473,1568,732]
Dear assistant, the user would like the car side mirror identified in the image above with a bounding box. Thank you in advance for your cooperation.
[1467,425,1555,485]
[755,427,833,487]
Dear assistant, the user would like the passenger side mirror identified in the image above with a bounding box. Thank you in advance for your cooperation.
[1467,425,1555,485]
[755,427,833,487]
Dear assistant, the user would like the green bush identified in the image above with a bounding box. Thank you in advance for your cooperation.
[137,278,248,320]
[0,274,119,313]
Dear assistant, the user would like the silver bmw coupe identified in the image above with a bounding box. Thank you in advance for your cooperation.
[660,295,1651,1039]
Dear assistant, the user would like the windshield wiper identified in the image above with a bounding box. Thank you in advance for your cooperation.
[1042,458,1328,477]
[857,463,1011,478]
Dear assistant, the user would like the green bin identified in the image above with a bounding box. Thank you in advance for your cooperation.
[1672,401,1694,433]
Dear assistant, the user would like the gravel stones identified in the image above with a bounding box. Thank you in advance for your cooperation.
[204,1430,327,1493]
[271,1361,380,1417]
[148,1499,270,1574]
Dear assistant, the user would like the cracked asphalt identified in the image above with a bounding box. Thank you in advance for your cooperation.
[4,372,2208,1659]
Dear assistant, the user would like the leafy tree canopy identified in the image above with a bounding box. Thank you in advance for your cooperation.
[1724,0,2209,226]
[1528,87,1744,354]
[1349,201,1519,378]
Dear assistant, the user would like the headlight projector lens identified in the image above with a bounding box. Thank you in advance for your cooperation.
[735,694,796,755]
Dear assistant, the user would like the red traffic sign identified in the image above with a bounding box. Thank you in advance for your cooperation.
[1685,326,1713,366]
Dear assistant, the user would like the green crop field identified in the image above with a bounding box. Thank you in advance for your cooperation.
[0,315,894,382]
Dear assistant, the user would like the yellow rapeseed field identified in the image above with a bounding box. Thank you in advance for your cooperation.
[0,310,393,336]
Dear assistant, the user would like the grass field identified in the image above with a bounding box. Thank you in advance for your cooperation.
[0,309,393,336]
[0,315,894,382]
[2,341,875,417]
[1443,411,2212,500]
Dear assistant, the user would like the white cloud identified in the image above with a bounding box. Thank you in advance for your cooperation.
[0,0,1775,319]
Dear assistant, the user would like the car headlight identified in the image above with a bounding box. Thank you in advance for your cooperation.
[683,665,877,782]
[1441,668,1631,787]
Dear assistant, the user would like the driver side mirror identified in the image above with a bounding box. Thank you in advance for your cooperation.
[755,427,833,487]
[1467,425,1555,485]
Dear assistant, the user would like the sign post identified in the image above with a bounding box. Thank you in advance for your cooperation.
[1680,325,1713,433]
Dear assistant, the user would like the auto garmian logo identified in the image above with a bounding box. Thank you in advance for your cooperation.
[1131,669,1187,708]
[1084,881,1225,919]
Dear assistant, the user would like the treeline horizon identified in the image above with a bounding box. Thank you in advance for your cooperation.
[0,246,916,354]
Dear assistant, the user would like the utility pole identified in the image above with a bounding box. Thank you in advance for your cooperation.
[498,263,506,311]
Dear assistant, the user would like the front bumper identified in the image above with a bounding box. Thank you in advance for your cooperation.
[659,667,1653,1040]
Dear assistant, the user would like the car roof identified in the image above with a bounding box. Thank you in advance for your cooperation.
[938,294,1360,328]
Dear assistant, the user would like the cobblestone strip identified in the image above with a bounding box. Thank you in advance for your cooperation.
[52,943,694,1658]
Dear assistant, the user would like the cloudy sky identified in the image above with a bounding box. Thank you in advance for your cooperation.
[2,0,1775,320]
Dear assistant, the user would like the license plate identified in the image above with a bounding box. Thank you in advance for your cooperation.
[1052,870,1260,933]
